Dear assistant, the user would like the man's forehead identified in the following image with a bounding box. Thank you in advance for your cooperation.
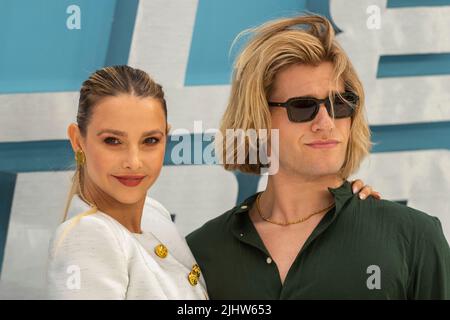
[274,78,345,99]
[292,80,344,97]
[272,62,344,99]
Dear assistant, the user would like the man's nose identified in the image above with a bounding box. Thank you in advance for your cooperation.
[311,104,335,132]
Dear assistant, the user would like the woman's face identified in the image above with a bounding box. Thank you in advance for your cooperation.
[71,94,167,205]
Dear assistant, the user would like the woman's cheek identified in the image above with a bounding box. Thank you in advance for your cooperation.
[88,148,116,178]
[147,148,165,171]
[144,147,165,176]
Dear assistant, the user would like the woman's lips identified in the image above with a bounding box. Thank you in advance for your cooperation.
[112,175,146,187]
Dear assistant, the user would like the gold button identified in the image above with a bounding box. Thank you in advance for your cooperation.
[192,264,201,277]
[188,271,198,286]
[154,244,168,258]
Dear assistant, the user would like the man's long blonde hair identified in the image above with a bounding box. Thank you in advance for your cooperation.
[220,14,371,178]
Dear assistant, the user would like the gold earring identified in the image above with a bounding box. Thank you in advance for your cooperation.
[75,150,86,166]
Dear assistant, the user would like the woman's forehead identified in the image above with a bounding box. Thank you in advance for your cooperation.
[87,95,166,132]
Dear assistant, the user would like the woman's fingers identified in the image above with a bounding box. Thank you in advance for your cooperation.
[351,180,382,200]
[351,179,364,194]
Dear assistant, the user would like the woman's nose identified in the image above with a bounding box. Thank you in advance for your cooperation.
[123,146,142,170]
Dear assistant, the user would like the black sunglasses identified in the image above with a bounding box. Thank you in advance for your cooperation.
[268,91,359,123]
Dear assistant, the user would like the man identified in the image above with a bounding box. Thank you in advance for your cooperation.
[187,15,449,299]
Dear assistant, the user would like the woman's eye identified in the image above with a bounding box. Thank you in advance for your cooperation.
[144,137,160,145]
[104,137,121,145]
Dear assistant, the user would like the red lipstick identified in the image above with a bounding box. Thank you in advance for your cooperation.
[112,175,146,187]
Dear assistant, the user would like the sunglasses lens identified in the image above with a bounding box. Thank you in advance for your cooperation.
[332,93,357,118]
[287,99,318,122]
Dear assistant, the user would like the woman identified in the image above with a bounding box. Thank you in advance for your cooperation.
[47,65,207,299]
[47,65,378,299]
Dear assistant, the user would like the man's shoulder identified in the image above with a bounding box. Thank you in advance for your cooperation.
[369,197,436,220]
[354,196,444,240]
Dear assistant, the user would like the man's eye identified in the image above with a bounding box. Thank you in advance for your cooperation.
[144,137,160,145]
[104,137,121,145]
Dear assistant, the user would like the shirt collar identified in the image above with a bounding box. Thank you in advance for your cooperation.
[230,180,355,241]
[233,180,354,215]
[327,180,355,214]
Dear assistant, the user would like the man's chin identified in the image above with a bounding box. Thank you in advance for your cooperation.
[289,165,342,178]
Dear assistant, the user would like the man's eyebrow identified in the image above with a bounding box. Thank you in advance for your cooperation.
[96,129,164,137]
[293,91,345,99]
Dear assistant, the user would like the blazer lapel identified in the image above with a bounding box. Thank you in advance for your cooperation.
[141,198,198,272]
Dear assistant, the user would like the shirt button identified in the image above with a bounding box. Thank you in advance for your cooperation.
[240,233,244,237]
[240,205,248,209]
[266,257,272,264]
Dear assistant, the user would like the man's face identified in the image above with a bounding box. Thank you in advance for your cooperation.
[269,62,351,178]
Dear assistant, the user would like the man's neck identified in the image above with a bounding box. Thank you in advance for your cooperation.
[260,170,344,223]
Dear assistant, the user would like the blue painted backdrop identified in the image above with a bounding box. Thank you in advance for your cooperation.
[0,0,449,297]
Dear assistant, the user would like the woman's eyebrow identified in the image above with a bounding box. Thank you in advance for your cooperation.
[97,129,164,137]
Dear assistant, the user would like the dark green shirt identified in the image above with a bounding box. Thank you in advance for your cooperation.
[186,181,450,299]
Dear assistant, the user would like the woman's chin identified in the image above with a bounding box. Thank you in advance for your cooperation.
[109,191,147,206]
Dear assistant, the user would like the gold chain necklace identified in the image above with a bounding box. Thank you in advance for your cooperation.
[255,193,335,226]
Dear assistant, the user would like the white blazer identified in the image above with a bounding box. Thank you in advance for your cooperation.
[47,195,208,300]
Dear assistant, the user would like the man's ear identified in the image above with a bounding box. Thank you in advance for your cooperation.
[67,123,84,152]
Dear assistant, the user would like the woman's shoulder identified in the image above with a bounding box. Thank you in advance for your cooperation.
[47,210,130,299]
[49,209,128,258]
[56,210,117,236]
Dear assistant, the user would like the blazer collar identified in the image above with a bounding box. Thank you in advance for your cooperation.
[67,194,203,286]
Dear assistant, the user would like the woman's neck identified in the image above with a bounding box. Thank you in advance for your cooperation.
[81,180,145,234]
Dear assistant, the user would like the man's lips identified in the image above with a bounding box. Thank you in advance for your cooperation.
[305,140,340,149]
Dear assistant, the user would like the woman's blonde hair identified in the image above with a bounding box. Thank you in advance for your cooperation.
[62,65,167,222]
[220,14,371,178]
